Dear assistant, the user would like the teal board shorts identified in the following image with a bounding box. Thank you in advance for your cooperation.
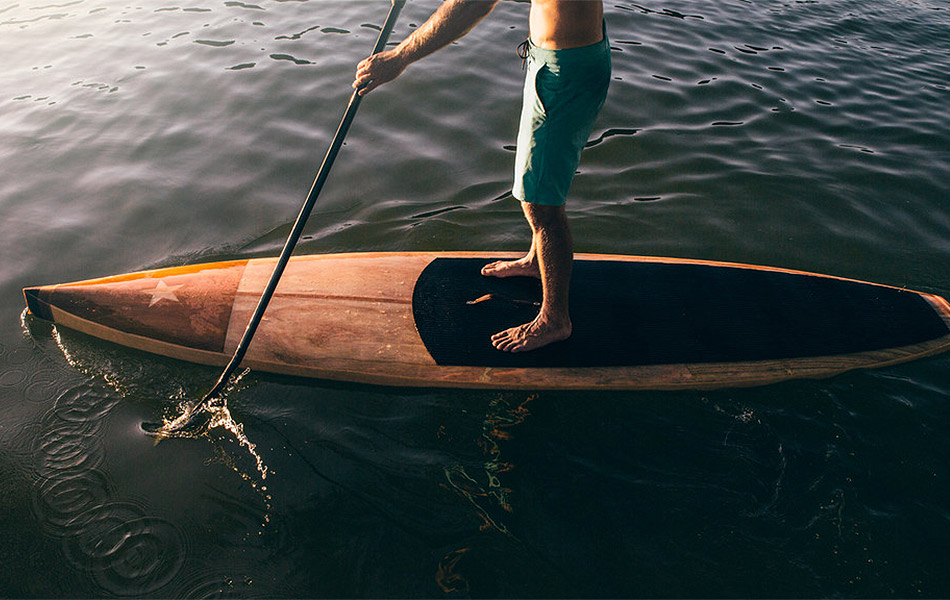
[513,29,611,206]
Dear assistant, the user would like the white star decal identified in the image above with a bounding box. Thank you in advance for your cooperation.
[147,280,184,307]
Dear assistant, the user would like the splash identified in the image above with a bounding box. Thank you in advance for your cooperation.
[208,402,270,483]
[151,378,274,531]
[203,396,274,530]
[155,369,271,483]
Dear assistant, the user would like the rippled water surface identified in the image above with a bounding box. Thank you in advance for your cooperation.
[2,0,950,597]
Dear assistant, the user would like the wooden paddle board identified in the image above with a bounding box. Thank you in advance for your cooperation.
[22,252,950,390]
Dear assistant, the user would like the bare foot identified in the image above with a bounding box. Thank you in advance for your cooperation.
[481,257,541,279]
[491,316,571,353]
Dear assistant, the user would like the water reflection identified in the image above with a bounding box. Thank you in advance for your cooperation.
[436,393,537,594]
[443,394,533,536]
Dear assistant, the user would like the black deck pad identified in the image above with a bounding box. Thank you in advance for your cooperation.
[411,258,949,368]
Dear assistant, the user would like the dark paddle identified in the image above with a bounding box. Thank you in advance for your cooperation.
[144,0,406,436]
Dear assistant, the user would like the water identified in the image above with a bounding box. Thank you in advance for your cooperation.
[2,0,949,596]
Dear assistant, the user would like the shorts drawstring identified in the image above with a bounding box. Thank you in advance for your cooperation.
[517,38,530,70]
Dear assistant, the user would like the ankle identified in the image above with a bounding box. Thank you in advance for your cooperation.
[536,311,572,331]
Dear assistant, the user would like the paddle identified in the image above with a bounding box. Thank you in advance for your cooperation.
[145,0,407,436]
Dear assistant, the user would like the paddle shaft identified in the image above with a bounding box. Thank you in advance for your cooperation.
[201,0,406,405]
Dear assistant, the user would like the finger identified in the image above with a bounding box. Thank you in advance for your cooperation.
[352,70,373,89]
[356,79,377,96]
[355,58,372,75]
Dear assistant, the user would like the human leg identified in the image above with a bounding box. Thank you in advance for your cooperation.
[490,201,573,352]
[480,207,540,278]
[487,31,610,352]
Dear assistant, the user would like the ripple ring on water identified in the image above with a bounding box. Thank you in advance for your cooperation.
[54,385,121,423]
[60,501,186,595]
[34,418,104,473]
[54,498,187,596]
[0,367,27,387]
[34,469,113,536]
[24,372,62,403]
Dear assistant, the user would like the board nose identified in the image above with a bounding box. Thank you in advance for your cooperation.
[23,287,54,321]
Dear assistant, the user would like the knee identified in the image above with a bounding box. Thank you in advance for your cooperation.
[522,201,569,232]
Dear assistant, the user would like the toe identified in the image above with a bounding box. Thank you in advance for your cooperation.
[481,261,500,276]
[491,327,517,351]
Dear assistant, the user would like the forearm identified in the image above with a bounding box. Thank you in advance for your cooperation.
[354,0,500,94]
[394,0,500,64]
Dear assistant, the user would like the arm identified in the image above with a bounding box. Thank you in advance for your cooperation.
[353,0,501,95]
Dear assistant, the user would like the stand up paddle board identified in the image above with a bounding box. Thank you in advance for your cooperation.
[22,252,950,390]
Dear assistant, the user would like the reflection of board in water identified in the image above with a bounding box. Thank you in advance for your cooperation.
[23,252,950,390]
